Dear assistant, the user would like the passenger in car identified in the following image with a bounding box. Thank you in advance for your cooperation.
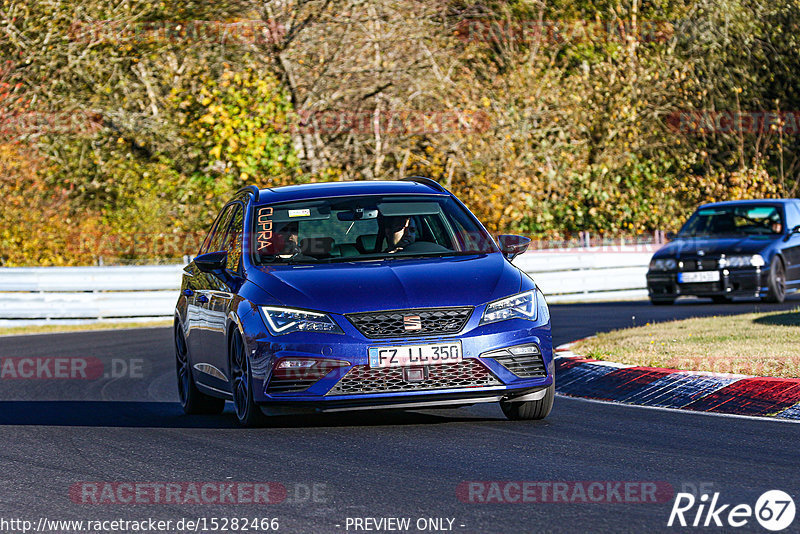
[276,221,300,257]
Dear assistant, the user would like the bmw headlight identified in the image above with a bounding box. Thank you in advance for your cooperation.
[718,254,765,268]
[480,290,538,325]
[649,258,677,271]
[260,306,343,335]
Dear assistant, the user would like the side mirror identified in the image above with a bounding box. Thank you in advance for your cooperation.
[783,225,800,242]
[665,231,677,241]
[497,234,531,261]
[195,250,227,273]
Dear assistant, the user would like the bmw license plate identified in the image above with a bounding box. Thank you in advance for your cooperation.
[368,342,462,369]
[678,271,721,283]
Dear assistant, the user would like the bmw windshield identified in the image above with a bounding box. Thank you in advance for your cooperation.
[251,195,498,264]
[678,204,783,237]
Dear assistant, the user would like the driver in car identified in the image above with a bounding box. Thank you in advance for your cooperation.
[771,220,783,234]
[383,216,417,253]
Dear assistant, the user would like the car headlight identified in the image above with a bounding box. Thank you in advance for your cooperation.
[260,306,343,335]
[718,254,765,268]
[480,290,538,325]
[649,258,677,271]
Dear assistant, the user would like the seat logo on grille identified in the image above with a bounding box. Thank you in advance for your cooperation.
[403,315,422,331]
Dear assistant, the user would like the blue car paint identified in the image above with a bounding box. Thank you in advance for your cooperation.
[175,179,553,413]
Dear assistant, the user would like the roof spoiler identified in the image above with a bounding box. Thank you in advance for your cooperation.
[400,176,447,193]
[236,185,260,202]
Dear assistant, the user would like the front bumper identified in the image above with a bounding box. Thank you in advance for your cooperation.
[647,267,765,299]
[241,308,554,410]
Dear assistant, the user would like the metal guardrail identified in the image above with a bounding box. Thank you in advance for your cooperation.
[512,251,653,303]
[0,251,654,324]
[0,265,184,325]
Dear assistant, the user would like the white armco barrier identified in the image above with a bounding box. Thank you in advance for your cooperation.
[0,265,184,325]
[0,250,654,324]
[512,250,653,303]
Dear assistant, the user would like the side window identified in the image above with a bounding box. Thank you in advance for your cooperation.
[786,203,800,231]
[225,205,244,272]
[207,205,236,253]
[198,208,229,255]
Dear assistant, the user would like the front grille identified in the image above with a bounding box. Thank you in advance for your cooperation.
[679,258,719,271]
[326,359,501,396]
[346,307,473,339]
[487,353,547,378]
[678,281,721,294]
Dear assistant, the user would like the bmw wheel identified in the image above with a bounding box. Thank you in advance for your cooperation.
[764,256,786,303]
[175,322,225,415]
[500,383,554,421]
[230,331,266,427]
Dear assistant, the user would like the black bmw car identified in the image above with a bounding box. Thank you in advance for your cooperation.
[647,199,800,304]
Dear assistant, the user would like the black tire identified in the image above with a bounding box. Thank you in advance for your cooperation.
[230,330,267,427]
[500,383,554,421]
[764,256,787,303]
[711,295,730,304]
[649,297,675,306]
[175,323,225,415]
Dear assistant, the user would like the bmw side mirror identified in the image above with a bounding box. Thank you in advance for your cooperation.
[497,235,531,261]
[784,225,800,242]
[195,250,228,273]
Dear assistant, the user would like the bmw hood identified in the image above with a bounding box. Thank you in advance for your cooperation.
[654,236,773,258]
[250,253,522,315]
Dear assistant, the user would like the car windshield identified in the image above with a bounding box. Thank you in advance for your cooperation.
[678,204,783,237]
[251,194,497,264]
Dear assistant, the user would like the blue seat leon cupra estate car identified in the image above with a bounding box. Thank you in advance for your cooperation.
[174,177,554,425]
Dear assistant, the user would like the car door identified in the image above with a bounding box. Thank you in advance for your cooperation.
[202,202,245,385]
[189,204,236,372]
[185,205,232,362]
[781,202,800,286]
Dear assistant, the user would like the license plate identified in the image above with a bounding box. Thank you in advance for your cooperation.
[678,271,720,283]
[368,342,462,368]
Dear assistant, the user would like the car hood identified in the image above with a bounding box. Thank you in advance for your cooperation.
[249,253,521,315]
[655,236,774,258]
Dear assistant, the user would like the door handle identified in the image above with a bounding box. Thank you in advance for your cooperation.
[182,289,194,297]
[197,294,209,304]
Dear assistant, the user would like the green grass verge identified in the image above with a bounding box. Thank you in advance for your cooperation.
[0,320,173,337]
[572,309,800,379]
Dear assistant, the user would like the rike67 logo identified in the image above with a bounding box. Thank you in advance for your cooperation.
[668,490,796,531]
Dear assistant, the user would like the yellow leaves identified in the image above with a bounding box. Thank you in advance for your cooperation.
[209,145,222,159]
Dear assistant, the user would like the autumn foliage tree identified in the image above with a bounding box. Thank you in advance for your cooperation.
[1,0,798,264]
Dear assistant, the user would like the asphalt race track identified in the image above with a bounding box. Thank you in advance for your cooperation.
[1,298,798,533]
